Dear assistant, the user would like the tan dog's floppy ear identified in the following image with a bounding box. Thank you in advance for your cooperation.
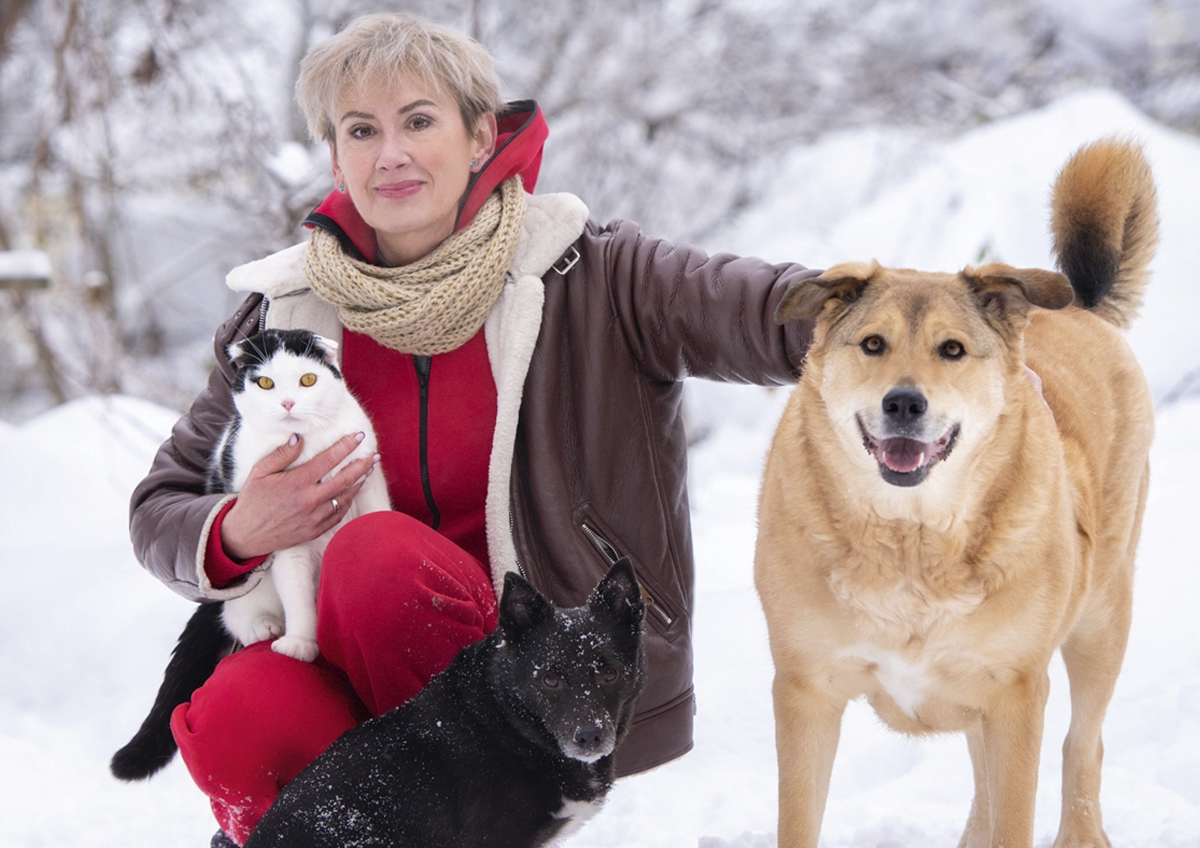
[775,261,878,324]
[964,263,1074,319]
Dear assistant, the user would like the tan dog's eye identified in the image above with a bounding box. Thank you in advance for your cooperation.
[255,376,275,390]
[860,335,886,356]
[300,373,318,387]
[939,340,966,360]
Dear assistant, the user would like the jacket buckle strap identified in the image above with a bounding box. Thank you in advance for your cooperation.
[551,245,581,276]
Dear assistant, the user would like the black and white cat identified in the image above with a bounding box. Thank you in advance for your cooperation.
[209,328,391,662]
[111,328,390,782]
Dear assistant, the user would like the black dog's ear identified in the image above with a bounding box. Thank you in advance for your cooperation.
[775,262,878,324]
[499,571,554,641]
[589,558,644,629]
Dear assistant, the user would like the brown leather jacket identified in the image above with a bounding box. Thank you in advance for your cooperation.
[129,206,816,776]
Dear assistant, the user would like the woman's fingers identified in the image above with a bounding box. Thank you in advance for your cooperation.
[252,432,305,475]
[218,433,379,561]
[302,432,367,485]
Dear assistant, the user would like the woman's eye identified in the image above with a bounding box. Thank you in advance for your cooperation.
[408,114,432,131]
[255,376,275,390]
[940,340,966,360]
[348,125,374,140]
[300,373,317,387]
[860,335,886,356]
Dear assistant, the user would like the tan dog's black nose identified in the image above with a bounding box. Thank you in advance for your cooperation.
[883,388,927,425]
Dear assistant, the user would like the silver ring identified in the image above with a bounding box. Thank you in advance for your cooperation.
[331,497,340,516]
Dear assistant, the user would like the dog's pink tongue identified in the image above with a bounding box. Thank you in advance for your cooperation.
[878,438,930,473]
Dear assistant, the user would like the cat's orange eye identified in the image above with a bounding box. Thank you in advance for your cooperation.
[255,376,275,390]
[300,373,318,387]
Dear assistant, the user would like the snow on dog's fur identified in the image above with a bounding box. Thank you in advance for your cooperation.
[244,560,645,848]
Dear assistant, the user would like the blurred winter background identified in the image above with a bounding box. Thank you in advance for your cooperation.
[1,1,1197,846]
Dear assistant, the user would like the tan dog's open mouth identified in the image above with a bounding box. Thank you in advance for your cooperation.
[857,417,959,486]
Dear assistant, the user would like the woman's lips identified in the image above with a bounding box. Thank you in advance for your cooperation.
[375,180,423,199]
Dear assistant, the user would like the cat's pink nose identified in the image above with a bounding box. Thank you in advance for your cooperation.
[281,399,295,412]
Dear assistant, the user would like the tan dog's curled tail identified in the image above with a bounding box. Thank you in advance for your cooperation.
[1051,137,1159,329]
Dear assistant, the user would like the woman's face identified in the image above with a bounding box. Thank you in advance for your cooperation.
[330,74,496,266]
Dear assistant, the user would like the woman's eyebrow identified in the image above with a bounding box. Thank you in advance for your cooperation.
[339,100,438,126]
[397,99,438,114]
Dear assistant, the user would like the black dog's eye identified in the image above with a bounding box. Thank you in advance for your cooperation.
[939,339,966,360]
[599,667,619,684]
[541,673,561,690]
[860,335,886,356]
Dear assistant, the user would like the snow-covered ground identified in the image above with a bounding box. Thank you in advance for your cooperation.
[1,90,1197,846]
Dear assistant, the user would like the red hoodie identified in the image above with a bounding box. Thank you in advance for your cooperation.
[207,102,550,584]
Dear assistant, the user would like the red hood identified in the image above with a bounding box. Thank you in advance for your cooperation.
[303,100,548,262]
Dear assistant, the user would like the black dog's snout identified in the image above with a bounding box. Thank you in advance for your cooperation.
[574,724,604,747]
[882,388,927,423]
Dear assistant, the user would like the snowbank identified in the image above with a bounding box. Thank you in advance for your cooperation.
[721,89,1200,402]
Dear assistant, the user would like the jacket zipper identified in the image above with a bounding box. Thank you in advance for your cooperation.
[508,507,528,579]
[413,355,441,530]
[579,521,674,628]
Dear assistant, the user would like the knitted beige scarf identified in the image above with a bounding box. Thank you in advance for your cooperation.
[305,176,527,355]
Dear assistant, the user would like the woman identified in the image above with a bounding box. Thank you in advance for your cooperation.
[130,12,816,845]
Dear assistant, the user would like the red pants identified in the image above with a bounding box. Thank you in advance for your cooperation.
[170,512,499,844]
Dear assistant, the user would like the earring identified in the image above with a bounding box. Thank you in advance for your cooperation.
[338,183,345,192]
[470,160,478,168]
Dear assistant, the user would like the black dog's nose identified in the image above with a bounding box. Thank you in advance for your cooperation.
[882,388,927,423]
[574,724,604,747]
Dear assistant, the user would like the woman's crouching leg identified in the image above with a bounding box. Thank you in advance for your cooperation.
[170,642,367,845]
[317,511,499,717]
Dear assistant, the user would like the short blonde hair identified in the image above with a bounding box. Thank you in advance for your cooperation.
[295,13,504,145]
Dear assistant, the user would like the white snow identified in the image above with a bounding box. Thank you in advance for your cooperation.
[1,90,1197,847]
[0,248,52,284]
[720,89,1200,402]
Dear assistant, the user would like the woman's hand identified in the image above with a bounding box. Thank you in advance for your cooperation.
[220,432,380,561]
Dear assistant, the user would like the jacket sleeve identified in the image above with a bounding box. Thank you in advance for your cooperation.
[587,218,818,384]
[128,294,264,601]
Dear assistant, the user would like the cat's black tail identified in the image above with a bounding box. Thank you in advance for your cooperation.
[111,602,231,781]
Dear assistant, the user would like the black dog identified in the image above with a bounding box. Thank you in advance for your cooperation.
[243,559,646,848]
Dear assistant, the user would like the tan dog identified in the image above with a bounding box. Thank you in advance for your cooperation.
[755,138,1158,848]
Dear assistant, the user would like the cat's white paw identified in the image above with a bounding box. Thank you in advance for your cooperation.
[272,635,319,662]
[246,616,284,644]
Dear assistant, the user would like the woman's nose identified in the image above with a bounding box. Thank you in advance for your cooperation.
[375,130,411,169]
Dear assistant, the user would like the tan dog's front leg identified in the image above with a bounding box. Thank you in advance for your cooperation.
[979,672,1050,848]
[773,673,847,848]
[958,721,992,848]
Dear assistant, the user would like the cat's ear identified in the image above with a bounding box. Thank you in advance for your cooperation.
[314,335,339,368]
[226,341,246,362]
